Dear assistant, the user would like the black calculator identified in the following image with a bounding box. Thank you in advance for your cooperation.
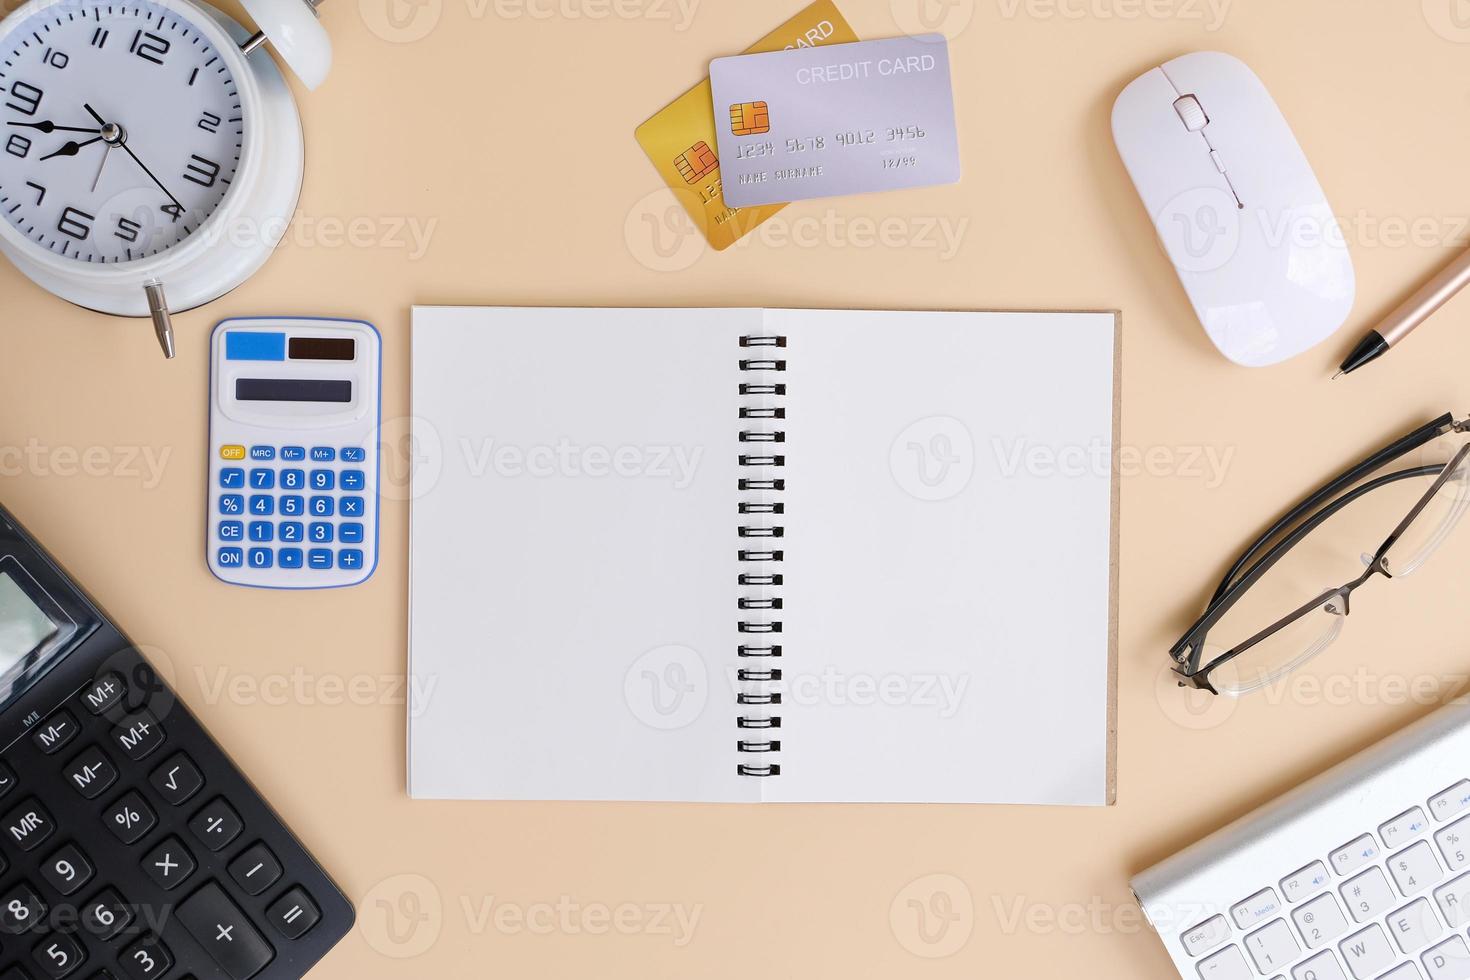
[0,503,353,980]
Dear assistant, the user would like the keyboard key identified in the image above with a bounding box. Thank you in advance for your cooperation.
[219,494,244,515]
[220,444,246,460]
[1245,918,1299,973]
[281,468,305,490]
[2,798,54,851]
[340,496,364,518]
[1436,815,1470,871]
[280,495,304,516]
[1388,898,1442,954]
[338,548,364,570]
[279,521,304,543]
[219,519,245,541]
[339,522,365,544]
[31,933,85,978]
[310,469,334,491]
[140,837,195,891]
[309,495,334,517]
[1431,782,1470,822]
[60,747,115,800]
[229,842,283,896]
[102,792,156,844]
[1283,861,1331,902]
[178,882,275,979]
[249,468,275,490]
[341,446,366,462]
[1436,872,1470,927]
[149,752,204,805]
[1424,936,1470,980]
[1391,841,1444,896]
[341,469,366,491]
[248,547,273,569]
[308,549,332,570]
[189,797,243,851]
[0,882,46,933]
[78,673,126,715]
[31,710,78,754]
[0,761,16,800]
[218,547,244,568]
[1341,866,1395,922]
[268,886,321,940]
[1330,834,1382,876]
[283,446,306,460]
[1232,888,1283,931]
[111,712,164,760]
[220,467,245,488]
[1338,923,1393,979]
[1198,944,1252,980]
[248,521,274,543]
[310,446,336,461]
[308,522,333,544]
[249,446,275,461]
[39,844,93,896]
[1293,891,1349,948]
[1381,964,1424,980]
[249,495,274,516]
[1291,950,1348,980]
[1384,807,1432,849]
[1182,915,1230,956]
[279,548,304,569]
[80,887,132,940]
[120,934,172,980]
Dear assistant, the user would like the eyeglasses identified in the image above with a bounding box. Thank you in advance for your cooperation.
[1171,413,1470,696]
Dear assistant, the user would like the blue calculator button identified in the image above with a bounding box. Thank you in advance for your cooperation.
[310,447,336,462]
[310,496,334,517]
[340,496,365,518]
[219,468,245,489]
[249,446,276,460]
[279,522,304,543]
[249,468,275,490]
[280,469,305,490]
[309,522,334,543]
[248,521,274,542]
[219,494,245,515]
[307,549,333,569]
[280,495,304,516]
[279,548,303,569]
[249,495,275,516]
[341,447,366,462]
[338,549,364,570]
[341,470,366,491]
[310,469,335,491]
[218,547,244,567]
[339,522,365,544]
[248,547,274,569]
[218,521,244,541]
[282,446,306,461]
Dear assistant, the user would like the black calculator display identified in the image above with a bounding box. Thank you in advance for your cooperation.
[0,504,353,980]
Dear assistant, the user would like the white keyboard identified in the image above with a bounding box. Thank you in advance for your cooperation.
[1134,704,1470,980]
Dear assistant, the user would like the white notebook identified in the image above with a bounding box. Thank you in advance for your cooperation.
[409,307,1118,804]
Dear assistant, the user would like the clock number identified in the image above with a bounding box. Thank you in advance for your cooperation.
[5,80,43,117]
[5,134,30,159]
[90,27,110,48]
[182,154,220,189]
[161,202,184,223]
[128,30,170,65]
[42,48,69,69]
[25,181,45,205]
[115,217,143,243]
[198,111,221,135]
[57,207,93,241]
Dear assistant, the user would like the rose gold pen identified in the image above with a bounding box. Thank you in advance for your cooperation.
[1336,245,1470,377]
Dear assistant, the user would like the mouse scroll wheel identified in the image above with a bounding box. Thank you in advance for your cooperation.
[1173,95,1209,132]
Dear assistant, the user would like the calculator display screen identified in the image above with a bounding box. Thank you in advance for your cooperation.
[235,379,353,403]
[289,337,356,361]
[0,571,58,678]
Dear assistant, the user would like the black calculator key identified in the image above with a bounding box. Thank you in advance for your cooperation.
[102,793,156,845]
[40,844,94,896]
[140,837,195,891]
[31,934,85,978]
[266,887,321,940]
[62,748,117,800]
[227,843,282,896]
[0,760,17,800]
[119,935,171,980]
[110,712,164,761]
[79,888,132,941]
[178,882,275,980]
[148,752,203,806]
[0,882,47,934]
[78,673,126,715]
[31,711,79,755]
[3,798,55,851]
[188,798,242,852]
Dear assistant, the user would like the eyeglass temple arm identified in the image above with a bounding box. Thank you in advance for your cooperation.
[1208,413,1456,605]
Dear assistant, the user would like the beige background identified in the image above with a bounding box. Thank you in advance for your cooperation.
[4,0,1470,975]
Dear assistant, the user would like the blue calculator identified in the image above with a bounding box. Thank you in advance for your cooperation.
[206,318,381,589]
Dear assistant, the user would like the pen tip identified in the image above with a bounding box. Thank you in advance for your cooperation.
[1332,370,1344,380]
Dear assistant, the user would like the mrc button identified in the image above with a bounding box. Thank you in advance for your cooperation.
[2,797,54,851]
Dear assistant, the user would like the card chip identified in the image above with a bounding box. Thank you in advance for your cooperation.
[729,101,770,136]
[674,141,719,184]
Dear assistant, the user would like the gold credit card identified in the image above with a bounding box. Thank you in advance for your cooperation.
[634,0,859,251]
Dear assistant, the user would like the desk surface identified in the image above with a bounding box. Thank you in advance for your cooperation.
[4,0,1470,975]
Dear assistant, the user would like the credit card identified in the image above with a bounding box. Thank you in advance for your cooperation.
[633,1,860,251]
[710,35,962,208]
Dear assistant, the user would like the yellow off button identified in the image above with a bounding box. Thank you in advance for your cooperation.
[219,445,246,460]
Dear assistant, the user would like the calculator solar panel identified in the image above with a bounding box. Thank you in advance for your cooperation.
[0,503,353,979]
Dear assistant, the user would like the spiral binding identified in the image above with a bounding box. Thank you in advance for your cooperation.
[737,335,786,778]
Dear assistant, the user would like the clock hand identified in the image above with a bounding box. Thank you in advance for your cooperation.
[83,104,185,213]
[39,136,101,161]
[7,120,101,135]
[90,144,112,193]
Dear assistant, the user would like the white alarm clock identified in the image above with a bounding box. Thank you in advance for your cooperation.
[0,0,330,357]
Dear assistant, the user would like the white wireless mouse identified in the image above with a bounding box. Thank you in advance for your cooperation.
[1112,51,1355,367]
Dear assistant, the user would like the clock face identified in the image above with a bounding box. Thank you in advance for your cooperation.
[0,0,244,264]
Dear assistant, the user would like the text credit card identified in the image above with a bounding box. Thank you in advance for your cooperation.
[711,35,962,208]
[633,0,860,251]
